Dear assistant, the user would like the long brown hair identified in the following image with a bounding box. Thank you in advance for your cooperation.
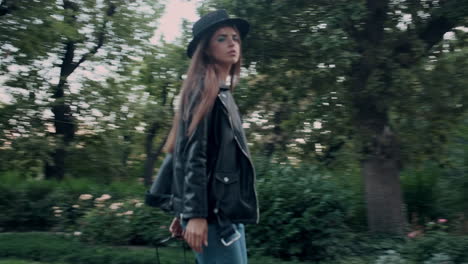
[164,24,242,153]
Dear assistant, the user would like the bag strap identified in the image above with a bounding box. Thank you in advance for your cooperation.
[153,236,190,264]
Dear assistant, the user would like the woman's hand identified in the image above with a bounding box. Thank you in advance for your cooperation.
[183,218,208,253]
[169,217,183,238]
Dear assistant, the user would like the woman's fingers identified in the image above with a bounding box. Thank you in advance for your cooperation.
[203,229,208,247]
[183,218,208,253]
[187,230,199,252]
[194,231,203,252]
[184,228,204,252]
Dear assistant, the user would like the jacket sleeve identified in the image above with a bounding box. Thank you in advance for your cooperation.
[181,98,214,220]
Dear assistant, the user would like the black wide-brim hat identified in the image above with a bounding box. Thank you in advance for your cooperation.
[187,10,250,58]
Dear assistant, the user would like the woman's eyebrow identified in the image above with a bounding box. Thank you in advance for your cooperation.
[216,33,238,37]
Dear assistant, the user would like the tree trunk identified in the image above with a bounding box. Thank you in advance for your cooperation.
[264,105,287,158]
[44,98,75,180]
[120,134,132,178]
[44,38,76,180]
[142,120,169,187]
[363,135,406,234]
[0,0,17,16]
[346,0,407,234]
[44,0,111,180]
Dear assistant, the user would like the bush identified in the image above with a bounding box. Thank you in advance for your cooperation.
[76,195,172,245]
[247,162,353,261]
[374,250,407,264]
[424,253,454,264]
[0,173,148,233]
[0,180,61,231]
[130,203,173,245]
[401,230,468,263]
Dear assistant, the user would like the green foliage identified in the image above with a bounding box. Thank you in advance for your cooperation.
[0,233,175,264]
[248,161,353,261]
[423,253,454,264]
[76,196,171,245]
[0,173,147,232]
[401,163,441,224]
[130,205,174,245]
[365,230,468,263]
[401,230,468,263]
[374,250,407,264]
[0,260,65,264]
[0,179,59,231]
[435,118,468,219]
[0,0,168,181]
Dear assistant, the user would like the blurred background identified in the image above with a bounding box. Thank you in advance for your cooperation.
[1,0,468,263]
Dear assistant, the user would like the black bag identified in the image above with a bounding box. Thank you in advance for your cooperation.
[145,154,194,263]
[145,153,174,213]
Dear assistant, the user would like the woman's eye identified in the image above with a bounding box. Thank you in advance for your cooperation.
[217,36,226,42]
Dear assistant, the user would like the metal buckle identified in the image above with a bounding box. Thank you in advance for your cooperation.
[221,229,241,246]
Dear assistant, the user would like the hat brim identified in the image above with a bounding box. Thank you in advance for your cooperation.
[187,18,250,58]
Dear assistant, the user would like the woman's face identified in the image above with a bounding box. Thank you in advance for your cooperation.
[207,26,240,67]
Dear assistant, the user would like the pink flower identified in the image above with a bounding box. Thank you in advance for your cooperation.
[437,218,448,224]
[109,202,124,210]
[95,194,112,203]
[122,210,133,215]
[407,230,422,238]
[79,194,93,200]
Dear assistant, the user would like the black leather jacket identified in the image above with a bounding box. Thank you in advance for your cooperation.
[147,84,259,224]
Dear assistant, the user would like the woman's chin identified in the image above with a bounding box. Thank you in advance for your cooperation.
[216,59,238,67]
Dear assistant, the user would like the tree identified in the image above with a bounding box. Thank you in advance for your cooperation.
[204,0,468,234]
[136,41,188,186]
[0,0,164,180]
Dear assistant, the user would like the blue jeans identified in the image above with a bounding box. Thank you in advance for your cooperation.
[182,220,248,264]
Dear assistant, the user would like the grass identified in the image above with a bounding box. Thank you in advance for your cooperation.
[0,232,315,264]
[0,232,387,264]
[0,260,66,264]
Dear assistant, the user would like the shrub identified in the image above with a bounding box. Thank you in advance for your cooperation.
[402,230,468,263]
[0,180,60,231]
[374,250,407,264]
[74,195,172,245]
[0,174,148,233]
[130,203,173,245]
[247,162,353,261]
[424,253,454,264]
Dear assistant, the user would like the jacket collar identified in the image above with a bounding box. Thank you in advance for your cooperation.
[219,83,230,91]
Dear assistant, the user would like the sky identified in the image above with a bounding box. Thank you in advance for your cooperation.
[151,0,202,44]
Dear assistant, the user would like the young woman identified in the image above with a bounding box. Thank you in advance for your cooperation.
[152,10,259,264]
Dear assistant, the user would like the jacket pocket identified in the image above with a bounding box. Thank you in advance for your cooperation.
[214,171,240,202]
